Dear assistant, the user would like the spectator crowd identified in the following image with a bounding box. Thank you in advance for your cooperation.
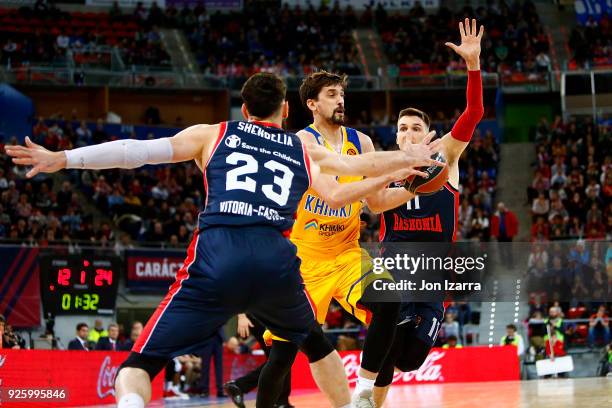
[0,0,171,70]
[568,13,611,70]
[2,0,562,80]
[375,0,551,77]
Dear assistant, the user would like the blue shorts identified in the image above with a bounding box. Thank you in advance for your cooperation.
[133,226,316,358]
[375,302,445,387]
[397,302,445,347]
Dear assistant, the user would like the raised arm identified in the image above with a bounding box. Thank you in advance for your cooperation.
[297,130,443,178]
[5,124,219,178]
[440,18,485,165]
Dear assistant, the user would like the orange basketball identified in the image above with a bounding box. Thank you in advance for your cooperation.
[404,151,449,195]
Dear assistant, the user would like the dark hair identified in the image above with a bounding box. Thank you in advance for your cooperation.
[447,335,458,342]
[398,107,431,129]
[299,70,348,109]
[506,324,517,331]
[76,323,88,331]
[240,73,287,119]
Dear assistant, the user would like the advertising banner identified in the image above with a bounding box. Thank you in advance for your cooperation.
[125,249,185,290]
[0,247,41,328]
[0,350,163,407]
[290,346,520,389]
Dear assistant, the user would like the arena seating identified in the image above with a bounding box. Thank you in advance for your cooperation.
[529,115,611,241]
[568,14,611,70]
[375,1,551,77]
[171,2,362,76]
[525,114,611,348]
[0,5,170,69]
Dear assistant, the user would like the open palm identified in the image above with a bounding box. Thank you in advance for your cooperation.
[445,18,484,67]
[4,137,66,178]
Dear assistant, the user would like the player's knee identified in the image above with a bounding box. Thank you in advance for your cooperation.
[395,340,430,372]
[266,341,298,374]
[374,363,395,387]
[118,352,168,383]
[300,325,335,363]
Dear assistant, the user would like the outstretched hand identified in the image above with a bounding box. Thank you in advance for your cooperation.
[401,130,446,176]
[4,137,67,178]
[445,18,484,70]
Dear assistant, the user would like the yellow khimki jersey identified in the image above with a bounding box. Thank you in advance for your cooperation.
[290,124,364,260]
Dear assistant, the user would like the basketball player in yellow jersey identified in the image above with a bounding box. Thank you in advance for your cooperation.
[292,71,414,407]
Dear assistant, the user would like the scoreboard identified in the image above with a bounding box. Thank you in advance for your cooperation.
[39,254,120,315]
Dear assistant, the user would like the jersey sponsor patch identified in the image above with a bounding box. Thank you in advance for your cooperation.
[302,218,347,237]
[392,213,443,232]
[302,194,353,218]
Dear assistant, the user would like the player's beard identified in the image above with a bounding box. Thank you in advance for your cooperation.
[330,108,345,125]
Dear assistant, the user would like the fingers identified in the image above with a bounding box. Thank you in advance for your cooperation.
[409,169,429,179]
[12,158,35,165]
[459,18,483,38]
[427,138,444,153]
[5,148,32,158]
[445,42,459,53]
[26,165,40,178]
[25,136,45,151]
[421,130,436,145]
[428,158,447,167]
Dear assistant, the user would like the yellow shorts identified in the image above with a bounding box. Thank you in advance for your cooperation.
[264,247,392,344]
[301,247,377,325]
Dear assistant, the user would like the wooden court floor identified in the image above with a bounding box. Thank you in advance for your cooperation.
[141,377,612,408]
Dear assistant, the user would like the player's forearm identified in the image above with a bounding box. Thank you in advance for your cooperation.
[64,138,174,170]
[324,175,397,209]
[366,188,416,214]
[451,70,484,143]
[332,150,416,177]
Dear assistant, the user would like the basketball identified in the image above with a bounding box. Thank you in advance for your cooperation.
[404,151,449,195]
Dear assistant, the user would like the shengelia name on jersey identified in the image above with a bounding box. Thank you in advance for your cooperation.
[237,122,294,146]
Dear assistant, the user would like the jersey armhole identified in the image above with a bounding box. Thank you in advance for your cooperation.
[346,128,363,154]
[301,142,313,187]
[205,121,228,168]
[304,126,323,145]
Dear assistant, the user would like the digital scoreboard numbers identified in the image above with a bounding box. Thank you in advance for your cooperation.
[39,255,120,315]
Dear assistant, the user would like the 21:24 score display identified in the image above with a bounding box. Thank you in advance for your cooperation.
[39,254,120,315]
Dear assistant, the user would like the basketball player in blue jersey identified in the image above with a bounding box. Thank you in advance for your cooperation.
[365,19,485,406]
[6,73,443,408]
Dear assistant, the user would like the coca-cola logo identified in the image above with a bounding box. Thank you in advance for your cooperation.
[342,354,361,384]
[342,351,445,384]
[97,356,120,399]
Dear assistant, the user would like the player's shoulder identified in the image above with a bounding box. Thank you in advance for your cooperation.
[188,122,220,134]
[353,129,375,152]
[296,128,318,144]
